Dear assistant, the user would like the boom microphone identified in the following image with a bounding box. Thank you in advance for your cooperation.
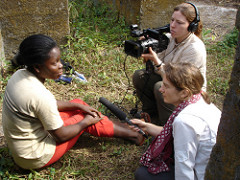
[99,97,148,138]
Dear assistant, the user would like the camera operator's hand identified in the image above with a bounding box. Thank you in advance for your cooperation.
[141,47,162,66]
[139,36,146,40]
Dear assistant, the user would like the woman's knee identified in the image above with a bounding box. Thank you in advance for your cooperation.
[154,81,163,99]
[132,69,147,88]
[135,166,153,180]
[135,166,145,180]
[135,165,175,180]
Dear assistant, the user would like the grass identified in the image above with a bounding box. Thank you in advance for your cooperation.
[205,27,237,108]
[0,0,238,179]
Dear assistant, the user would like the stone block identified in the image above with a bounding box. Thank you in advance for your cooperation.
[97,0,183,29]
[0,29,5,62]
[0,0,70,61]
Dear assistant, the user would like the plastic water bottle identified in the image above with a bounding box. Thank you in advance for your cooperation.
[55,75,72,83]
[73,71,87,82]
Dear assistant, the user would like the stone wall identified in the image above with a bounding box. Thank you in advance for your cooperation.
[0,0,70,61]
[0,0,184,61]
[0,30,4,61]
[98,0,183,29]
[105,0,141,26]
[140,0,183,29]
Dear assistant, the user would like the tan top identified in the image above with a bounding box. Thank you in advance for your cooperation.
[2,69,63,169]
[157,33,207,90]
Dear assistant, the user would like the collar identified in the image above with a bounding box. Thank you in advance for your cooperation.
[174,33,193,46]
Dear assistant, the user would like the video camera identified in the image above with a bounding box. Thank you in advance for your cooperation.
[124,24,170,58]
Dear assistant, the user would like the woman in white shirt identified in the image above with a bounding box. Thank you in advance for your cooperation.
[132,2,207,126]
[132,62,221,180]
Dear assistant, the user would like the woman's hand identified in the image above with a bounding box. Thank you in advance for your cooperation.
[141,47,162,65]
[130,118,163,137]
[79,105,101,118]
[82,113,103,126]
[49,114,103,143]
[130,119,148,132]
[57,100,101,118]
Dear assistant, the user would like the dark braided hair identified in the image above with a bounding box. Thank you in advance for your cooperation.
[15,34,57,71]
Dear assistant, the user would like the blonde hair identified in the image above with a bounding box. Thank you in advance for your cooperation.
[163,62,210,104]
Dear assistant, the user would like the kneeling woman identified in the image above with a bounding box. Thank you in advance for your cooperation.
[2,34,143,170]
[132,62,221,180]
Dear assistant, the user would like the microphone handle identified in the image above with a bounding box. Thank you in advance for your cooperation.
[125,117,148,138]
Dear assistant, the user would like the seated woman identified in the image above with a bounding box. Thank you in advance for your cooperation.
[132,62,221,180]
[133,2,207,126]
[2,34,143,170]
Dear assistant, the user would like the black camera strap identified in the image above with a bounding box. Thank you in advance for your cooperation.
[145,60,154,74]
[131,62,154,118]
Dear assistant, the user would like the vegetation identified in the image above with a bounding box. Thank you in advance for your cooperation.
[0,0,238,179]
[205,27,237,107]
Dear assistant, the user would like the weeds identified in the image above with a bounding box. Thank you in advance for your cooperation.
[0,58,12,103]
[0,0,238,179]
[206,28,237,108]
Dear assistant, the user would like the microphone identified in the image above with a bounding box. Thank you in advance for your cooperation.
[99,97,148,138]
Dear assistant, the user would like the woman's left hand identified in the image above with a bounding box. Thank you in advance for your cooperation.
[130,119,148,132]
[79,105,101,118]
[57,100,101,118]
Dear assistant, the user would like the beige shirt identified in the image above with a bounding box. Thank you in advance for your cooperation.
[2,69,63,169]
[157,33,207,90]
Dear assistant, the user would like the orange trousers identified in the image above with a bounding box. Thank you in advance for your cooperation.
[43,99,114,167]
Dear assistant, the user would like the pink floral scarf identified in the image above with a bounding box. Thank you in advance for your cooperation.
[140,93,201,174]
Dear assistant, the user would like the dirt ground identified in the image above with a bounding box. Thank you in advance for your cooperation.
[0,0,239,147]
[197,0,239,8]
[190,0,238,40]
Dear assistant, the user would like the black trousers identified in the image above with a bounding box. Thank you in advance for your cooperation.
[132,69,175,126]
[135,165,175,180]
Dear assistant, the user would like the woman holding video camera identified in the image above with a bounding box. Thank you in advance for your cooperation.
[132,62,221,180]
[2,34,144,170]
[132,2,206,126]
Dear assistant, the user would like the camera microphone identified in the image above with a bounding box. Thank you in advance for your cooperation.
[99,97,148,138]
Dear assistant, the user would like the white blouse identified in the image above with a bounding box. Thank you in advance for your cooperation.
[172,97,221,180]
